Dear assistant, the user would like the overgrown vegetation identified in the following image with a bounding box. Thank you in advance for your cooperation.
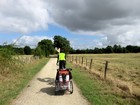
[0,56,48,105]
[0,35,72,57]
[67,63,140,105]
[0,45,49,105]
[0,45,18,75]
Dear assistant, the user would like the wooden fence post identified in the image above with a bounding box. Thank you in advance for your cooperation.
[79,56,80,64]
[89,59,93,70]
[104,61,108,79]
[81,57,84,65]
[70,56,71,62]
[86,58,88,67]
[71,56,73,63]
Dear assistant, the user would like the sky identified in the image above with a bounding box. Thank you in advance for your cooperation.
[0,0,140,49]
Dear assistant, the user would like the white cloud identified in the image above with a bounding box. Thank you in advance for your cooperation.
[70,36,108,49]
[103,23,140,46]
[13,35,53,48]
[47,0,140,47]
[0,0,140,49]
[0,0,50,34]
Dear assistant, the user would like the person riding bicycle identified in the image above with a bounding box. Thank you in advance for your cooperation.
[55,48,72,82]
[57,49,66,69]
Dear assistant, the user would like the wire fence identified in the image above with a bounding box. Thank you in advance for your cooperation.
[67,55,109,80]
[67,54,140,96]
[13,55,40,66]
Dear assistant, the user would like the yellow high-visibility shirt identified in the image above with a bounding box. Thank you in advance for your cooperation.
[59,53,66,60]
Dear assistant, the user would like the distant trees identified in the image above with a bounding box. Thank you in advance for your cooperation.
[33,46,43,58]
[13,48,24,55]
[104,46,113,53]
[126,45,140,53]
[33,35,72,57]
[0,35,72,57]
[70,45,140,54]
[0,45,15,59]
[1,36,140,56]
[34,39,55,57]
[24,46,32,55]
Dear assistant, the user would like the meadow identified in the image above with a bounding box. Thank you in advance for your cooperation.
[67,53,140,103]
[68,62,140,105]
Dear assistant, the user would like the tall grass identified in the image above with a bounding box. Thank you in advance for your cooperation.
[67,63,140,105]
[69,53,140,96]
[0,58,49,105]
[0,46,18,77]
[0,46,49,105]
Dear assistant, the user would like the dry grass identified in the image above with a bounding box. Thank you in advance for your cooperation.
[0,54,48,105]
[68,63,140,105]
[68,53,140,97]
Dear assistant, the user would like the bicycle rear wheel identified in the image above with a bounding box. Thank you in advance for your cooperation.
[69,81,73,94]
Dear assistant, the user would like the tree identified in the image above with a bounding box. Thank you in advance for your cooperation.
[13,47,24,55]
[93,48,101,54]
[24,46,32,55]
[38,39,55,57]
[126,45,132,52]
[0,45,15,59]
[33,46,44,58]
[53,35,71,53]
[122,47,128,53]
[105,46,114,53]
[113,44,123,53]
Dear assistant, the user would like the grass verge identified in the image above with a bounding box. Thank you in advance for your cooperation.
[0,58,49,105]
[67,63,140,105]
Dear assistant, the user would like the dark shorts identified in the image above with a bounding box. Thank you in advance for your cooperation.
[59,60,66,69]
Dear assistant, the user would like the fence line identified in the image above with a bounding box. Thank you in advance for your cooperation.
[14,55,40,65]
[67,55,109,80]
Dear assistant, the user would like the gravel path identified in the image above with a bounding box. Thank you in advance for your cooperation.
[11,58,90,105]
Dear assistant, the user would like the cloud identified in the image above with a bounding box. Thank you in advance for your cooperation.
[13,35,52,48]
[47,0,140,31]
[0,0,140,48]
[69,36,108,49]
[0,0,50,34]
[47,0,140,47]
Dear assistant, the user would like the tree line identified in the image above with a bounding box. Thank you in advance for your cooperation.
[0,35,140,58]
[70,44,140,54]
[0,35,72,58]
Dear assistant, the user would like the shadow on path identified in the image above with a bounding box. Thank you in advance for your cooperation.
[37,77,66,96]
[40,87,56,95]
[37,77,56,95]
[37,77,55,85]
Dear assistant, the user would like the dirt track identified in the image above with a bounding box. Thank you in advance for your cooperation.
[11,58,90,105]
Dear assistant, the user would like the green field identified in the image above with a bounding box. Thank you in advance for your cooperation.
[67,53,140,104]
